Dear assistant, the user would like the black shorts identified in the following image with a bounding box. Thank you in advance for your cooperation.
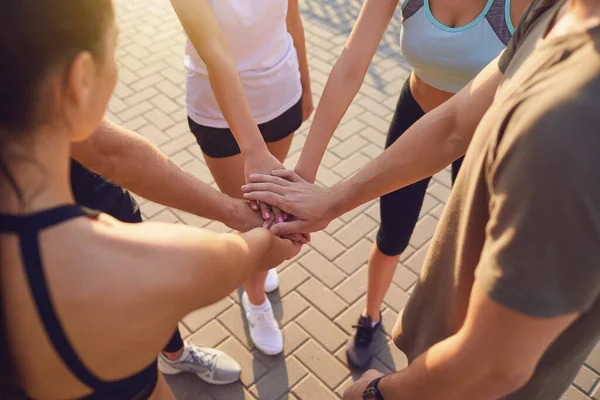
[70,160,142,223]
[188,98,303,158]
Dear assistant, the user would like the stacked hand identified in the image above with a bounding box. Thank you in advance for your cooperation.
[241,151,312,245]
[241,169,336,236]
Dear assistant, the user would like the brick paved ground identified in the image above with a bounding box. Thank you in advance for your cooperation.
[111,0,599,398]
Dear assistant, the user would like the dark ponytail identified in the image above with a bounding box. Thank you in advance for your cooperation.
[0,1,114,397]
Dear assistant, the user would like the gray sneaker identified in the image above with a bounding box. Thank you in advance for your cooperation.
[158,343,241,385]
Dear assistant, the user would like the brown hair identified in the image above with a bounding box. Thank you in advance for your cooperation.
[0,0,114,396]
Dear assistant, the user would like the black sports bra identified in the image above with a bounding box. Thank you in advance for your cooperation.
[0,205,158,399]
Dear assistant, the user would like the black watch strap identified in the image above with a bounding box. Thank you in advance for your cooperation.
[362,377,384,400]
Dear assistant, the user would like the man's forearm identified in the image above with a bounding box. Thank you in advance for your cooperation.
[331,105,464,217]
[72,119,236,226]
[377,333,528,400]
[328,57,504,219]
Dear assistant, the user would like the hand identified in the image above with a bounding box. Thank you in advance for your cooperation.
[301,89,314,122]
[241,170,337,235]
[244,150,287,223]
[343,370,385,400]
[261,233,303,270]
[226,199,267,232]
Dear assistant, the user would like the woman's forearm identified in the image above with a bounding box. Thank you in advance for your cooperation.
[294,0,398,182]
[170,0,267,157]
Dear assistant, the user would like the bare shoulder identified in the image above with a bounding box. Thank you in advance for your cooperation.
[92,214,245,267]
[510,0,532,27]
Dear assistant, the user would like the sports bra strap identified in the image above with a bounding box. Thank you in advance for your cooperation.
[0,205,87,233]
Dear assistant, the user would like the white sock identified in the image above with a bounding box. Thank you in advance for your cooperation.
[247,297,270,312]
[371,320,380,328]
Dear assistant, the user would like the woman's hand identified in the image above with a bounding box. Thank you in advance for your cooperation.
[242,169,338,235]
[244,150,288,223]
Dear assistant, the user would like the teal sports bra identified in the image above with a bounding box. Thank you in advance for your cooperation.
[400,0,515,93]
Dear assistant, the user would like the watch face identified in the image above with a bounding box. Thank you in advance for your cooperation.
[363,387,377,399]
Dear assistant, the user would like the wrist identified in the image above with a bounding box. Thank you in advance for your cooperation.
[294,160,317,184]
[219,197,239,229]
[326,184,347,221]
[239,135,269,158]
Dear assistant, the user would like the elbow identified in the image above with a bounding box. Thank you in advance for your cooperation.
[481,367,533,397]
[333,50,368,92]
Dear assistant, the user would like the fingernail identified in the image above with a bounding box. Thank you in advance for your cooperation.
[277,217,284,223]
[262,222,269,228]
[264,212,270,219]
[251,203,257,209]
[241,185,248,191]
[284,213,289,220]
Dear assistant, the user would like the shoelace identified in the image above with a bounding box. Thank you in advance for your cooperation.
[352,318,376,347]
[250,309,276,334]
[187,348,217,371]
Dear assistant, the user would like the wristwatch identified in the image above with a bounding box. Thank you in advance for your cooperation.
[362,377,384,400]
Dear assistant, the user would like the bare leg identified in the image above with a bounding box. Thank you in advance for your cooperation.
[202,134,294,306]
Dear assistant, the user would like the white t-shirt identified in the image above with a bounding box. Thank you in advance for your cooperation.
[185,0,302,128]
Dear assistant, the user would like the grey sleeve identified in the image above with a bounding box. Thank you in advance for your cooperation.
[475,100,600,317]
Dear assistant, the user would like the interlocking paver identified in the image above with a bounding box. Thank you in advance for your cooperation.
[112,0,595,398]
[297,250,346,288]
[293,375,339,400]
[297,309,348,353]
[297,278,347,319]
[295,341,349,389]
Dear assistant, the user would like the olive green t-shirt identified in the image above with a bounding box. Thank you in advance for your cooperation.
[392,1,600,398]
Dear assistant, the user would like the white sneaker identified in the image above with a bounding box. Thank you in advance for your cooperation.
[242,292,283,355]
[158,344,241,385]
[264,269,280,293]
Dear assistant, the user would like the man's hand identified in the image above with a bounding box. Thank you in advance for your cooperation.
[241,169,338,235]
[343,370,385,400]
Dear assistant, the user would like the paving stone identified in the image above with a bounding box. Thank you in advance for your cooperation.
[297,250,346,289]
[218,337,269,387]
[249,357,309,400]
[310,231,346,261]
[278,291,310,327]
[574,366,600,393]
[383,282,410,314]
[277,264,311,297]
[562,386,591,400]
[405,241,431,275]
[408,215,438,249]
[295,341,349,389]
[393,265,419,290]
[187,320,229,348]
[182,297,233,332]
[217,303,254,350]
[334,239,373,275]
[376,340,409,372]
[335,265,369,305]
[297,308,348,353]
[297,278,347,318]
[335,215,378,248]
[587,342,600,373]
[293,375,339,400]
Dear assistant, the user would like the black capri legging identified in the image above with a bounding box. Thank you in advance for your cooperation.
[376,79,464,256]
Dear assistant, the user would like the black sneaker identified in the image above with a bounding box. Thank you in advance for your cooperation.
[346,314,381,370]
